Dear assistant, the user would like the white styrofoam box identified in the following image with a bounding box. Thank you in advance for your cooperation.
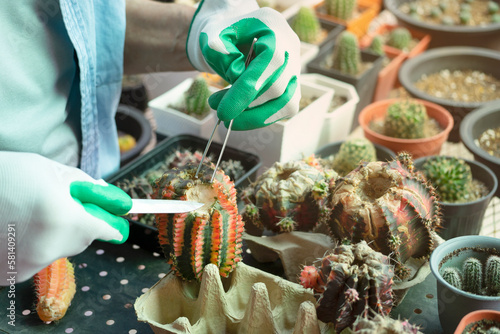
[300,42,320,73]
[301,73,360,149]
[149,78,218,140]
[214,79,334,174]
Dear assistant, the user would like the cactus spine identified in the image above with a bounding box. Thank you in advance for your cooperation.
[368,35,385,56]
[327,153,441,279]
[441,267,463,290]
[387,27,412,51]
[152,163,244,281]
[299,241,394,332]
[330,138,377,177]
[486,255,500,295]
[184,77,211,116]
[324,0,357,20]
[421,156,474,203]
[291,6,321,44]
[384,99,429,139]
[332,31,361,76]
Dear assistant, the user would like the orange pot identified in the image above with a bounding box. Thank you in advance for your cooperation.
[358,98,453,159]
[454,310,500,334]
[371,50,407,102]
[314,0,380,38]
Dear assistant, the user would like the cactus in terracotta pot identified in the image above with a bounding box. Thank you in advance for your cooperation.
[387,27,411,51]
[291,6,321,44]
[332,31,361,76]
[184,76,211,117]
[420,156,474,203]
[329,138,377,176]
[299,241,394,332]
[241,160,337,233]
[384,99,429,139]
[152,163,244,281]
[324,0,357,20]
[327,153,441,279]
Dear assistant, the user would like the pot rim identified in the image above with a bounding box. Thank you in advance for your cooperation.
[430,235,500,301]
[413,155,498,208]
[384,0,500,34]
[358,97,454,143]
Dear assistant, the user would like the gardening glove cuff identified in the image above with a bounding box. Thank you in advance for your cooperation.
[186,0,301,130]
[0,152,132,284]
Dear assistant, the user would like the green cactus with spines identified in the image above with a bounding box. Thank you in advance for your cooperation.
[325,0,357,20]
[332,31,361,75]
[368,35,385,56]
[184,77,211,116]
[430,7,442,18]
[460,11,471,24]
[330,138,377,176]
[489,327,500,334]
[438,2,448,11]
[387,27,412,51]
[291,6,321,44]
[492,13,500,23]
[489,1,500,14]
[384,99,429,139]
[442,16,454,25]
[463,257,483,295]
[441,267,463,290]
[486,255,500,295]
[421,156,473,203]
[409,2,418,14]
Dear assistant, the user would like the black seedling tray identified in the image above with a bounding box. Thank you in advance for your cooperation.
[106,134,261,253]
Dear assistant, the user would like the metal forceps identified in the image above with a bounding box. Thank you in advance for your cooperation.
[195,37,258,182]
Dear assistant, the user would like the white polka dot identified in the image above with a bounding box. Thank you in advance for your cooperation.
[99,271,108,277]
[45,321,52,325]
[96,249,105,255]
[22,309,30,315]
[120,279,129,285]
[153,252,160,257]
[129,330,138,334]
[141,288,149,293]
[158,273,166,279]
[81,286,90,292]
[65,328,74,333]
[124,303,133,309]
[84,310,93,316]
[246,248,251,254]
[132,244,140,249]
[103,294,111,300]
[116,257,125,263]
[106,320,115,325]
[137,265,145,270]
[78,263,88,268]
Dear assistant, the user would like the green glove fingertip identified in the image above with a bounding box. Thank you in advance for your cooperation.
[70,181,132,215]
[105,217,130,245]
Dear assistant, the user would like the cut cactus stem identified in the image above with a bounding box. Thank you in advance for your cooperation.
[34,257,76,322]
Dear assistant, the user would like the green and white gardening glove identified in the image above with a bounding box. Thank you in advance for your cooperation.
[186,0,301,131]
[0,152,132,284]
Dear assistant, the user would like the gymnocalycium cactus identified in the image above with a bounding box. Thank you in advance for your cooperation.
[351,312,422,334]
[368,35,385,56]
[184,76,211,117]
[332,31,361,76]
[327,153,441,279]
[291,6,321,44]
[324,0,357,20]
[299,241,394,332]
[241,160,337,233]
[440,255,500,296]
[384,99,429,139]
[421,156,474,203]
[329,138,377,177]
[387,27,412,51]
[152,163,244,281]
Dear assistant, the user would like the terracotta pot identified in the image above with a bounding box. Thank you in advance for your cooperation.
[454,310,500,334]
[358,98,453,159]
[371,50,407,102]
[314,0,380,38]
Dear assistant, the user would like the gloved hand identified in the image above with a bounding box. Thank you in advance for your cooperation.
[186,0,301,131]
[0,152,132,284]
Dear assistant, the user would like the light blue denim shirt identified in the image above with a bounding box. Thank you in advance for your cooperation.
[0,0,125,179]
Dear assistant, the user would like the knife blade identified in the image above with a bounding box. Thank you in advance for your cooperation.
[128,199,204,214]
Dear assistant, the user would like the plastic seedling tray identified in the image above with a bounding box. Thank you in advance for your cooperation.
[106,134,261,253]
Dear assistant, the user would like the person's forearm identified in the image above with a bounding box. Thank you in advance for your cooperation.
[124,0,196,74]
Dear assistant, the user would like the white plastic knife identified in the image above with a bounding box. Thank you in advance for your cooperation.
[128,199,204,214]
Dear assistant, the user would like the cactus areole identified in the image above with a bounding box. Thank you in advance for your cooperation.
[328,153,441,279]
[152,163,244,281]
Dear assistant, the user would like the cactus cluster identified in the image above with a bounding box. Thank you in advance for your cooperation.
[299,241,394,332]
[241,160,338,233]
[420,156,474,203]
[324,0,357,20]
[384,99,429,139]
[441,255,500,296]
[351,313,422,333]
[327,153,441,279]
[328,138,377,177]
[184,77,211,117]
[332,31,361,75]
[152,163,244,281]
[291,6,321,44]
[387,27,412,50]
